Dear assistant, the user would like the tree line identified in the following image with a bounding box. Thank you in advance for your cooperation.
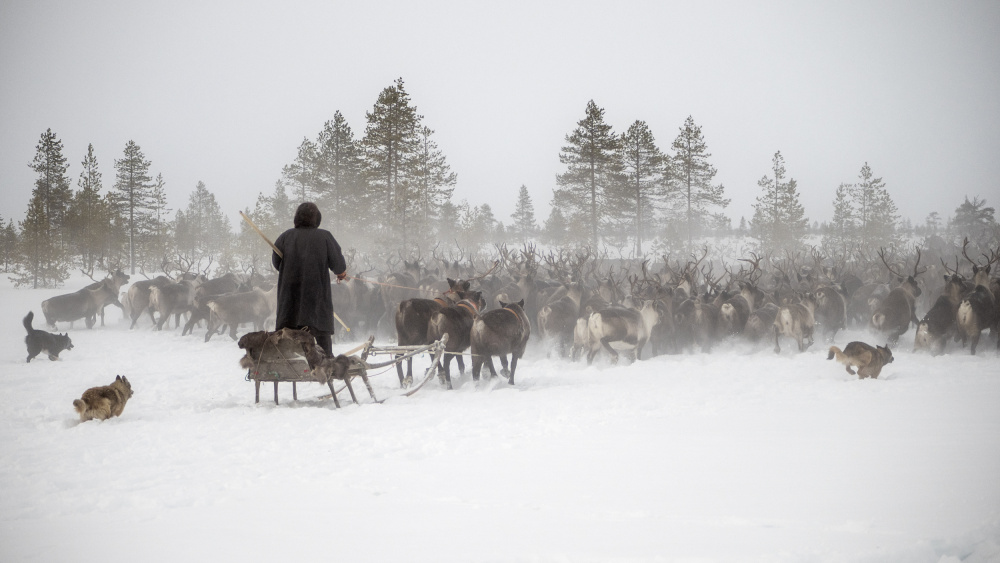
[5,79,999,288]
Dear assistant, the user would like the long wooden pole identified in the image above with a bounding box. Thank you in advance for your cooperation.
[239,211,350,332]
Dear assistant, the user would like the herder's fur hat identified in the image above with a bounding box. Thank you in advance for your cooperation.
[293,202,322,228]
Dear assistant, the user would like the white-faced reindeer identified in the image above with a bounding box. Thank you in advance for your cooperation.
[955,238,999,354]
[869,247,925,345]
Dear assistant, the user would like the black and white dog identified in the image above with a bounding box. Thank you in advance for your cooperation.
[24,311,73,362]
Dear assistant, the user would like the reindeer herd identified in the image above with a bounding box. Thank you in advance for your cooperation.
[34,238,1000,385]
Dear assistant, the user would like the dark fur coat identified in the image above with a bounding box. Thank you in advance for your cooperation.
[271,204,347,333]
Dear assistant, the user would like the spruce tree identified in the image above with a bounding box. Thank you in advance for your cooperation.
[541,207,569,247]
[751,150,807,253]
[666,116,729,250]
[112,140,154,274]
[618,120,666,255]
[510,185,538,243]
[553,100,620,249]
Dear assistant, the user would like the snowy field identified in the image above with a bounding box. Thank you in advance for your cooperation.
[1,275,999,563]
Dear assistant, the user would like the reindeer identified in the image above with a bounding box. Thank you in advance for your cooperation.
[744,302,780,344]
[586,300,660,364]
[205,286,276,342]
[869,247,925,345]
[182,273,243,336]
[149,278,201,331]
[813,285,847,343]
[471,299,531,385]
[394,278,472,387]
[79,268,130,326]
[427,291,487,389]
[914,268,966,356]
[955,238,998,354]
[40,278,124,329]
[126,275,172,328]
[773,292,818,354]
[537,280,586,358]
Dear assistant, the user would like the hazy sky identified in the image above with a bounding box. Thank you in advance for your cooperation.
[2,0,998,233]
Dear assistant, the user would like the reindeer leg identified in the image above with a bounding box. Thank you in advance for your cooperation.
[970,332,980,355]
[508,354,520,385]
[600,338,619,364]
[472,353,484,382]
[485,357,499,379]
[773,325,781,354]
[456,354,465,377]
[498,354,510,378]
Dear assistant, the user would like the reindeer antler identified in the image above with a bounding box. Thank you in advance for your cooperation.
[877,247,905,279]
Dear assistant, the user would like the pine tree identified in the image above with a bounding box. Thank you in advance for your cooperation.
[666,116,729,250]
[66,143,109,271]
[618,120,666,255]
[824,182,856,257]
[314,111,366,229]
[553,100,620,249]
[852,162,899,249]
[0,219,18,272]
[363,77,421,245]
[410,125,456,247]
[13,192,69,288]
[112,140,154,274]
[282,137,319,204]
[175,181,230,268]
[751,150,807,253]
[952,195,997,246]
[510,185,538,243]
[28,129,73,251]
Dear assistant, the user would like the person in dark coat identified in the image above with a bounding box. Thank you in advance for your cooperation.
[271,202,347,357]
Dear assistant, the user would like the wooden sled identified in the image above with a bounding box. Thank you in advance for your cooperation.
[244,333,448,407]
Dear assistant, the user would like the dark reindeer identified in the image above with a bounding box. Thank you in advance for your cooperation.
[79,269,130,326]
[41,278,124,329]
[812,284,847,343]
[869,248,925,345]
[471,299,531,385]
[394,278,472,387]
[914,270,965,356]
[536,280,585,357]
[427,291,487,389]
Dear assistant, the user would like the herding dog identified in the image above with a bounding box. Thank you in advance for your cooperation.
[827,342,894,379]
[23,311,73,362]
[73,375,133,421]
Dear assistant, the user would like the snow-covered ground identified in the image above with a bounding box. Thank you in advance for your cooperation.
[1,275,998,563]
